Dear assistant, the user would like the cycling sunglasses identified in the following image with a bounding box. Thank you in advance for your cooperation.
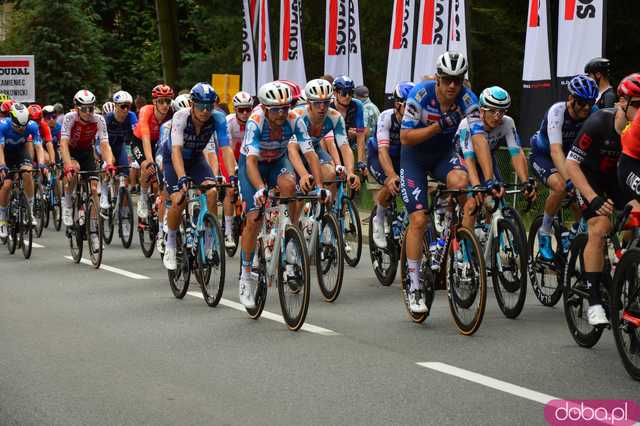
[336,89,353,97]
[193,101,214,112]
[310,100,331,108]
[266,105,289,114]
[481,107,507,118]
[155,98,172,105]
[573,98,594,109]
[44,113,56,120]
[78,105,94,113]
[236,107,251,114]
[117,103,131,110]
[440,76,464,86]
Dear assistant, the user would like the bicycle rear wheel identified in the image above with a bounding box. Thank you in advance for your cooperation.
[246,241,268,319]
[368,207,398,286]
[52,185,62,231]
[399,232,434,323]
[528,216,565,307]
[446,227,487,335]
[118,188,134,248]
[562,234,604,348]
[168,224,190,299]
[103,205,115,245]
[316,212,344,302]
[224,215,241,258]
[197,214,225,307]
[19,192,33,259]
[277,225,310,331]
[341,198,362,267]
[610,248,640,381]
[68,196,83,263]
[33,183,45,238]
[492,218,527,319]
[7,192,18,254]
[139,215,157,258]
[86,198,103,268]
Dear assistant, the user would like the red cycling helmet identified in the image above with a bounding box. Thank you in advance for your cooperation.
[617,73,640,99]
[1,99,15,114]
[151,84,174,99]
[276,80,302,101]
[28,104,43,121]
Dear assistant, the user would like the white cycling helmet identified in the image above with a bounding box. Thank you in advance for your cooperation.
[10,103,30,127]
[479,86,511,110]
[436,51,468,77]
[257,82,292,107]
[173,94,191,111]
[232,91,253,108]
[305,79,333,101]
[112,90,133,104]
[102,101,115,114]
[298,91,307,105]
[42,105,55,115]
[73,89,96,106]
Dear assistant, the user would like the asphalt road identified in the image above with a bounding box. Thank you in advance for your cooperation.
[1,225,638,426]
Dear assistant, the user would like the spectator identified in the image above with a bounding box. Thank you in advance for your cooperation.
[585,57,616,108]
[321,74,334,84]
[134,95,147,116]
[354,85,380,139]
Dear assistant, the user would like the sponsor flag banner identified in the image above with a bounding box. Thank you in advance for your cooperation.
[278,0,307,87]
[448,0,468,67]
[556,0,605,95]
[520,0,554,146]
[324,0,363,85]
[241,0,257,95]
[0,55,35,102]
[347,0,364,85]
[257,0,274,88]
[385,0,415,93]
[413,0,449,80]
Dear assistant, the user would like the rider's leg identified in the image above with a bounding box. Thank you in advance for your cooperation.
[445,169,475,230]
[0,178,12,233]
[21,164,34,212]
[541,173,566,234]
[223,187,235,235]
[138,159,154,217]
[278,173,298,223]
[583,216,610,303]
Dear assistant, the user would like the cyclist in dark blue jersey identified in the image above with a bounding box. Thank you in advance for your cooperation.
[529,74,599,261]
[329,75,367,173]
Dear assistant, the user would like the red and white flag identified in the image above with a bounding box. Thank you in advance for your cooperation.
[348,0,364,85]
[448,0,468,64]
[324,0,363,85]
[278,0,306,87]
[257,0,274,89]
[385,0,415,93]
[241,0,257,95]
[413,0,449,80]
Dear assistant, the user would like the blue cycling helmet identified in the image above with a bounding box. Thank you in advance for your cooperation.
[568,75,598,102]
[333,75,355,92]
[393,81,415,101]
[190,83,218,103]
[479,86,511,109]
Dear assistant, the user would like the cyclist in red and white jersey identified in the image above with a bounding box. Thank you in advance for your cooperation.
[60,89,116,227]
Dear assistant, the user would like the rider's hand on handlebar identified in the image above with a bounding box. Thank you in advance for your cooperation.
[0,164,7,180]
[253,187,267,208]
[64,163,79,177]
[300,174,315,193]
[177,175,190,193]
[384,175,400,195]
[105,163,117,177]
[348,172,361,191]
[335,165,346,177]
[588,195,614,217]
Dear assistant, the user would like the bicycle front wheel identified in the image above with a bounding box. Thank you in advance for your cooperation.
[368,207,399,286]
[277,225,310,331]
[33,183,45,238]
[118,188,134,248]
[399,232,434,323]
[492,218,527,319]
[197,214,225,307]
[528,216,565,306]
[86,198,103,268]
[7,194,17,254]
[19,192,33,259]
[246,241,268,319]
[168,224,190,299]
[52,186,62,231]
[316,212,344,302]
[69,196,83,263]
[341,198,362,267]
[446,227,487,335]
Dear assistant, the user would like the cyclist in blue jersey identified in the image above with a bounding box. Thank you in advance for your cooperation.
[237,81,321,309]
[400,51,490,313]
[0,103,46,236]
[368,81,414,248]
[529,74,599,261]
[329,75,367,174]
[162,83,236,271]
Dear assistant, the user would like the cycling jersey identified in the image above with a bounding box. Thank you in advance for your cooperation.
[456,115,521,159]
[330,98,365,132]
[48,122,62,148]
[60,111,108,151]
[621,105,640,160]
[567,108,621,174]
[530,102,598,155]
[133,104,172,143]
[164,108,228,161]
[596,86,616,109]
[226,113,247,159]
[296,106,348,150]
[0,117,41,148]
[240,108,314,162]
[157,120,171,160]
[105,111,138,150]
[368,108,402,157]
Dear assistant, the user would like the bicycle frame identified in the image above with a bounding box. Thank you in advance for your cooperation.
[258,201,289,285]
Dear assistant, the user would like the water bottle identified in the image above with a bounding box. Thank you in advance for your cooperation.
[474,223,488,246]
[429,238,446,271]
[78,205,85,226]
[186,228,194,249]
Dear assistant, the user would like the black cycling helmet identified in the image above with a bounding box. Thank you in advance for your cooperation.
[584,57,610,76]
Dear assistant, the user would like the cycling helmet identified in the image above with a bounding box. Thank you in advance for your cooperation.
[584,57,610,75]
[617,73,640,100]
[257,82,292,107]
[479,86,511,109]
[151,84,174,99]
[0,93,11,102]
[305,79,333,101]
[333,75,355,92]
[392,81,415,102]
[113,90,133,104]
[43,105,55,116]
[53,103,64,114]
[276,80,303,101]
[10,103,30,127]
[173,94,191,111]
[232,91,253,108]
[74,89,96,106]
[436,51,468,77]
[190,83,218,103]
[102,101,115,114]
[568,74,598,102]
[298,91,307,105]
[27,104,43,121]
[1,99,15,114]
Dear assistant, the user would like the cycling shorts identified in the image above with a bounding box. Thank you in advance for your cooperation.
[4,145,32,169]
[529,150,557,185]
[112,145,130,177]
[367,149,400,186]
[461,154,503,184]
[70,148,98,179]
[618,154,640,204]
[163,155,214,194]
[131,135,155,165]
[400,146,466,213]
[238,154,294,212]
[577,165,630,221]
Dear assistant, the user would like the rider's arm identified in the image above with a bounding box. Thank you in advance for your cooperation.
[137,106,155,163]
[0,144,5,166]
[325,136,342,166]
[502,117,529,182]
[169,112,187,179]
[287,143,310,180]
[220,146,236,178]
[471,133,494,182]
[213,112,236,177]
[376,113,398,180]
[246,155,264,190]
[547,104,570,180]
[566,159,595,201]
[293,115,322,187]
[97,117,113,165]
[354,100,366,163]
[45,141,56,165]
[400,98,441,146]
[550,143,569,180]
[59,113,74,166]
[170,144,186,180]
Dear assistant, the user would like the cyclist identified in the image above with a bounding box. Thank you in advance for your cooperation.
[619,74,640,200]
[566,77,638,326]
[27,104,55,167]
[330,75,367,174]
[162,83,236,271]
[131,84,174,221]
[237,81,320,309]
[0,103,45,236]
[585,57,616,109]
[529,74,599,261]
[43,105,62,162]
[455,86,535,198]
[400,51,484,313]
[101,91,137,211]
[60,90,116,229]
[0,99,15,120]
[368,81,414,248]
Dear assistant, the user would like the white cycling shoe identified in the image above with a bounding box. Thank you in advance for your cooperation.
[372,217,387,248]
[587,304,608,326]
[163,246,177,270]
[239,273,257,309]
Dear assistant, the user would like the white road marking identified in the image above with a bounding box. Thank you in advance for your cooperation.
[187,291,340,336]
[417,362,558,405]
[63,256,150,280]
[32,242,45,248]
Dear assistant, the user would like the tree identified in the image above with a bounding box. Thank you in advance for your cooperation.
[0,0,109,106]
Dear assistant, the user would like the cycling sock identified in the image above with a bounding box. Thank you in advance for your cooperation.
[541,212,554,234]
[166,229,177,249]
[583,272,602,305]
[407,258,422,292]
[225,215,233,234]
[241,249,254,273]
[63,191,73,208]
[375,205,386,223]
